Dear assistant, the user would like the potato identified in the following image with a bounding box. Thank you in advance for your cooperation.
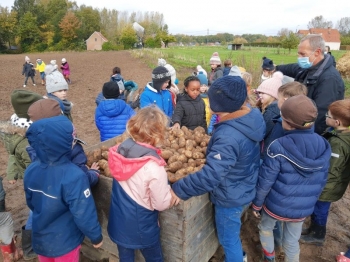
[178,137,186,148]
[193,126,206,134]
[200,141,207,147]
[177,154,188,163]
[86,152,95,167]
[104,166,112,177]
[185,140,195,151]
[195,159,206,166]
[202,147,207,154]
[193,151,205,159]
[92,148,102,161]
[167,172,177,183]
[163,139,171,147]
[101,145,109,152]
[167,155,179,164]
[194,135,204,145]
[177,148,186,154]
[98,159,108,170]
[101,151,109,160]
[188,158,195,163]
[181,126,189,133]
[170,143,180,150]
[167,161,183,173]
[188,161,197,168]
[184,150,193,158]
[160,150,173,160]
[173,129,185,138]
[168,135,175,141]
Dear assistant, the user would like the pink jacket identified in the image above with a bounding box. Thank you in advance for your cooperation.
[108,142,172,211]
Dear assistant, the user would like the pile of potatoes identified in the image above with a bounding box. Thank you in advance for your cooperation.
[86,126,210,183]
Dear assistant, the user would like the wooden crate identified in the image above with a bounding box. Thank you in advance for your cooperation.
[83,139,219,262]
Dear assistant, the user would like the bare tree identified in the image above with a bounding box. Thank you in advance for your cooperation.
[307,15,333,29]
[336,17,350,35]
[278,28,291,40]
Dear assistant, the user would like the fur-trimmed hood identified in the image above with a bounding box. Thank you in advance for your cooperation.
[0,120,27,137]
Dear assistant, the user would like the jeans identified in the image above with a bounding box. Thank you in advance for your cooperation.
[259,210,303,262]
[215,205,244,262]
[273,221,283,248]
[117,240,163,262]
[311,200,331,226]
[25,210,33,230]
[24,75,35,85]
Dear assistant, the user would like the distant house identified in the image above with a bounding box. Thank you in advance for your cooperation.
[227,43,243,50]
[86,31,108,51]
[297,28,341,50]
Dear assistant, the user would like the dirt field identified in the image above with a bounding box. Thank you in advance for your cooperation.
[0,51,349,262]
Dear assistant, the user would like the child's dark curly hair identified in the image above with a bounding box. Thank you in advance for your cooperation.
[184,76,200,88]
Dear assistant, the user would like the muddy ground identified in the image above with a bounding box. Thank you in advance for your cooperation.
[0,51,349,262]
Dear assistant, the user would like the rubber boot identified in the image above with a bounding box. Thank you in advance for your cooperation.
[301,220,314,235]
[260,249,276,262]
[0,199,5,212]
[299,224,326,246]
[21,226,37,260]
[0,238,23,262]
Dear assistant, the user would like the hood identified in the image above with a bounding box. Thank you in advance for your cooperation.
[216,107,265,142]
[97,99,128,117]
[0,120,27,136]
[268,129,331,177]
[108,138,166,181]
[26,115,73,165]
[0,120,27,154]
[146,83,159,93]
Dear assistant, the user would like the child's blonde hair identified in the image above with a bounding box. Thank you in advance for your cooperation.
[241,72,252,95]
[127,105,168,146]
[278,82,307,98]
[328,99,350,127]
[261,96,276,112]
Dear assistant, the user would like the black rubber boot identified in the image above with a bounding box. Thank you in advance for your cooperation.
[301,220,314,235]
[21,226,37,260]
[299,224,326,246]
[0,199,5,212]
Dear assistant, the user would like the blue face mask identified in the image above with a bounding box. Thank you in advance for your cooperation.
[298,57,313,69]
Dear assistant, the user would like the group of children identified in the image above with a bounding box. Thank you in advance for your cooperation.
[1,52,349,262]
[22,56,71,88]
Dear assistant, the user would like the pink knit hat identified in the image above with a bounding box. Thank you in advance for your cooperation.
[257,71,283,99]
[209,52,221,65]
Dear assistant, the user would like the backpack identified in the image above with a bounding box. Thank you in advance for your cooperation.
[110,74,125,92]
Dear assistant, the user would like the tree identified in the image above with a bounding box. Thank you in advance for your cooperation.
[277,28,290,40]
[337,17,350,36]
[0,7,17,48]
[18,11,41,50]
[307,15,333,29]
[12,0,35,22]
[59,11,81,42]
[75,5,101,40]
[281,32,299,53]
[120,25,137,49]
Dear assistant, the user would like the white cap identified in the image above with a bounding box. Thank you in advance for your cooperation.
[62,58,67,63]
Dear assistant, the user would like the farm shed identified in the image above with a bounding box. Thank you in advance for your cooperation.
[86,31,108,51]
[297,28,341,50]
[227,43,243,50]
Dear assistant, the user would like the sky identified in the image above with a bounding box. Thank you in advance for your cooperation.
[2,0,350,36]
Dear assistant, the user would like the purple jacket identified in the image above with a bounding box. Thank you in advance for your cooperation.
[61,62,70,75]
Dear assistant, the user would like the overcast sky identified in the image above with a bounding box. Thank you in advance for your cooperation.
[2,0,349,36]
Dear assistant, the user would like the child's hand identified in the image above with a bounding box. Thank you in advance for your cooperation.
[252,210,261,218]
[93,241,103,248]
[169,189,181,207]
[90,162,100,171]
[8,180,17,184]
[171,123,180,130]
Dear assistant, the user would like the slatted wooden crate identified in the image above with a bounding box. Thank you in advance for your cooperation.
[83,138,220,262]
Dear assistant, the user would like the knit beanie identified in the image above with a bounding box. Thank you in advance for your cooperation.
[62,58,67,63]
[45,64,68,93]
[28,99,62,121]
[25,56,30,62]
[11,90,43,119]
[103,81,120,99]
[152,66,171,92]
[210,52,221,65]
[256,71,283,99]
[197,72,208,86]
[158,58,167,67]
[228,66,242,77]
[208,75,247,113]
[262,57,275,71]
[281,95,317,130]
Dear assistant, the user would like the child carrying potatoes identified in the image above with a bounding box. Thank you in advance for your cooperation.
[107,105,180,262]
[172,75,207,132]
[172,75,266,262]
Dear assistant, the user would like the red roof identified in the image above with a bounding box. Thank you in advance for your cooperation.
[297,28,340,43]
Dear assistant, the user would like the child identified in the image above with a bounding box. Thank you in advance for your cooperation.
[252,95,331,262]
[197,72,211,127]
[261,57,275,81]
[95,81,135,142]
[107,105,179,261]
[60,58,71,84]
[24,115,103,261]
[300,99,350,246]
[172,76,207,131]
[256,72,283,158]
[223,59,232,76]
[22,56,36,88]
[27,98,100,187]
[158,59,179,107]
[208,52,223,86]
[110,67,126,99]
[0,211,23,261]
[172,75,266,262]
[140,66,173,118]
[45,64,73,122]
[196,65,207,77]
[35,59,46,86]
[50,59,58,69]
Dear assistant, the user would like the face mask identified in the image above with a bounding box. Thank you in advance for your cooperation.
[261,74,270,81]
[297,57,314,69]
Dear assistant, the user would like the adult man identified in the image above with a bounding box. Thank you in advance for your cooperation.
[325,45,336,67]
[276,34,344,134]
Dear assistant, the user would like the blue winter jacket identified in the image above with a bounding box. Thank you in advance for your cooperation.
[26,141,99,187]
[24,116,102,257]
[95,99,135,142]
[140,83,173,118]
[252,129,331,221]
[172,107,266,207]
